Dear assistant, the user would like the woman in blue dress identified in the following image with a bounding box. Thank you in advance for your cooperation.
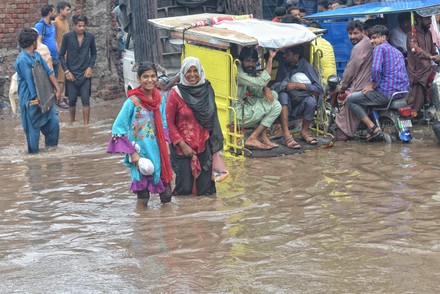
[107,63,173,205]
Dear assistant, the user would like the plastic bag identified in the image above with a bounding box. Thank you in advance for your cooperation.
[212,152,229,182]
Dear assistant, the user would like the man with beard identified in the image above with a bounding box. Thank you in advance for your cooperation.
[59,14,97,125]
[234,47,281,150]
[34,5,60,78]
[334,20,373,140]
[271,46,323,149]
[406,13,440,116]
[338,20,373,93]
[345,25,409,141]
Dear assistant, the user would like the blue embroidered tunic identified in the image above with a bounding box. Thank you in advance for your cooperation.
[108,96,167,193]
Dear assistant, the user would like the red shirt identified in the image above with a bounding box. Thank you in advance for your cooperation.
[166,88,209,155]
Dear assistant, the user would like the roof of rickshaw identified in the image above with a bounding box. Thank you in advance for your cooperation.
[148,13,317,49]
[306,0,440,19]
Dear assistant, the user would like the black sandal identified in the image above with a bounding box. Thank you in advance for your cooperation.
[365,125,383,142]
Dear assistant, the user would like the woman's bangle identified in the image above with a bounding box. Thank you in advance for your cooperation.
[64,70,70,75]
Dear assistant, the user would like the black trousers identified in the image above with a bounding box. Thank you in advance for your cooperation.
[170,142,216,196]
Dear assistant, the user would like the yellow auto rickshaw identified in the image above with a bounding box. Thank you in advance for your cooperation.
[149,13,334,158]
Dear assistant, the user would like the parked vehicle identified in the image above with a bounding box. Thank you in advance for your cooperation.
[371,91,412,143]
[308,0,440,143]
[325,75,412,143]
[148,13,333,157]
[121,39,137,94]
[306,0,440,91]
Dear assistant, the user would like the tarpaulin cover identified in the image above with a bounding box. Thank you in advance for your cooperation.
[306,0,440,19]
[214,19,316,49]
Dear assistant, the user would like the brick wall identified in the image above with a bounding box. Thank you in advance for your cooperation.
[0,0,47,50]
[0,0,125,104]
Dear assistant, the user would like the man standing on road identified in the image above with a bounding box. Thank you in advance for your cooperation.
[52,1,71,108]
[15,28,61,153]
[59,14,97,125]
[406,13,440,116]
[34,4,59,77]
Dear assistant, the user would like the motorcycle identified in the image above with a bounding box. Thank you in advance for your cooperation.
[325,75,413,143]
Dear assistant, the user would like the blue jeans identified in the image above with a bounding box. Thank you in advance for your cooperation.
[346,91,390,120]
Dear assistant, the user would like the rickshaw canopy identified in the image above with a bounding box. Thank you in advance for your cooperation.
[306,0,440,19]
[149,13,316,49]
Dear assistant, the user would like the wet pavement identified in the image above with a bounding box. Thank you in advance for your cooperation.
[1,100,440,293]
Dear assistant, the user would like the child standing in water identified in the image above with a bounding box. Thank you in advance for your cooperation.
[107,63,173,206]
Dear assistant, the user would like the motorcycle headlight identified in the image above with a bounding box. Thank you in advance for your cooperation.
[327,75,339,90]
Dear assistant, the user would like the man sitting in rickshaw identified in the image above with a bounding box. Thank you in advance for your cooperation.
[235,47,282,150]
[271,46,323,149]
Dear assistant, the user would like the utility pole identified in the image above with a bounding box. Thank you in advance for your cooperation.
[131,0,160,64]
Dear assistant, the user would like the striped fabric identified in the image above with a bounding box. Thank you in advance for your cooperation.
[371,41,409,98]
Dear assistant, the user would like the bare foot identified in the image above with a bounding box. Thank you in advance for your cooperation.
[245,138,272,150]
[258,133,279,147]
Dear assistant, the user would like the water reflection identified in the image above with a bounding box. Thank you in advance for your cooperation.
[1,103,440,293]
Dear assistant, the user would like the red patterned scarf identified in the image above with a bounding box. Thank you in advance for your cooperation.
[127,86,173,184]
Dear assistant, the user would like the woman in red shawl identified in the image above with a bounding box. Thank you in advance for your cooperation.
[107,63,173,206]
[166,57,223,196]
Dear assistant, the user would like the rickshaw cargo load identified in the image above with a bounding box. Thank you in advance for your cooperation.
[213,19,316,49]
[149,13,316,49]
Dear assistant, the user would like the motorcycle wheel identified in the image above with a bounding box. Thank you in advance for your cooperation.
[383,133,392,143]
[379,116,398,143]
[432,121,440,143]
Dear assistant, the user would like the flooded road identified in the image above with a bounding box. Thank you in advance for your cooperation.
[1,100,440,293]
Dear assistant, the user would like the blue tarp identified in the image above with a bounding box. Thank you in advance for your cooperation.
[306,0,440,19]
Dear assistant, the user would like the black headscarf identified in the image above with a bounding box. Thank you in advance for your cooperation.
[177,80,224,153]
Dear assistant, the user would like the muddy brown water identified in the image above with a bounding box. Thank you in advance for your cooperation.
[1,99,440,293]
